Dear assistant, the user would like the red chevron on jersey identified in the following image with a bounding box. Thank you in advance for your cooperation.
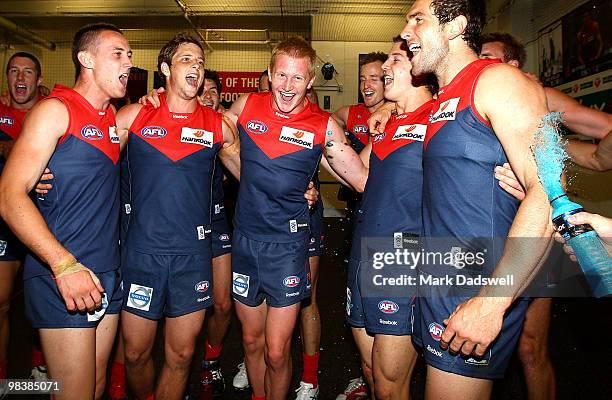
[237,92,327,160]
[50,85,119,164]
[372,100,433,161]
[424,58,498,150]
[130,94,223,162]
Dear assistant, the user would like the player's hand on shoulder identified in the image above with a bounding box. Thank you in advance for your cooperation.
[34,168,54,194]
[138,87,165,108]
[0,90,9,106]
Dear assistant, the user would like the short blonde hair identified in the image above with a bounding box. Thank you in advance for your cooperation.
[270,36,317,77]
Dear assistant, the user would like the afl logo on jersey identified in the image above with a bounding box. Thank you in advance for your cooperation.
[378,300,399,314]
[81,124,104,140]
[428,322,445,341]
[195,281,209,293]
[372,132,386,143]
[246,120,268,135]
[392,124,427,142]
[353,124,368,135]
[0,116,14,125]
[283,276,300,288]
[141,126,167,138]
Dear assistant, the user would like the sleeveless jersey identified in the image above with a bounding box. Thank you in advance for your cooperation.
[345,104,371,153]
[351,101,433,260]
[124,94,223,254]
[235,92,328,243]
[421,59,519,275]
[0,103,28,173]
[24,84,120,279]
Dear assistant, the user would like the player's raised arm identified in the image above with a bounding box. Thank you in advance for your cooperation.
[322,116,368,192]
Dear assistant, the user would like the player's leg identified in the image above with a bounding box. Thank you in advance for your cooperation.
[207,254,232,350]
[371,334,417,400]
[40,327,97,399]
[352,327,375,392]
[108,330,128,400]
[425,366,493,400]
[122,311,158,399]
[518,298,555,400]
[265,303,301,400]
[94,313,119,399]
[235,301,267,398]
[157,310,206,399]
[298,255,321,395]
[0,260,20,379]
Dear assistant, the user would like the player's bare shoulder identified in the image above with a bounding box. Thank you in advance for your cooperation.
[23,97,69,138]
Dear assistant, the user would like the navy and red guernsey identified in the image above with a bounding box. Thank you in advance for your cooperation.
[0,103,28,173]
[350,101,433,259]
[421,59,519,274]
[345,104,371,153]
[235,92,328,243]
[125,94,223,254]
[24,84,120,279]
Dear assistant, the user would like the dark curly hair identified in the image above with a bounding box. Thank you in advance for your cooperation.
[359,52,387,68]
[430,0,486,54]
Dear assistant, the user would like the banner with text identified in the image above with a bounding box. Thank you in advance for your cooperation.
[217,72,262,104]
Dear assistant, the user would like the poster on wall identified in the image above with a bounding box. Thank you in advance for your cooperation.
[539,0,612,87]
[217,71,262,105]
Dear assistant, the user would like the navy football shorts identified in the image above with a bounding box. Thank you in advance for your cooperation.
[122,248,214,319]
[211,203,232,259]
[413,270,529,379]
[25,268,122,329]
[231,231,311,308]
[308,202,325,257]
[346,258,415,335]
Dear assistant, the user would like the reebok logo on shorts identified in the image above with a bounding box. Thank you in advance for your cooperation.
[279,127,315,149]
[181,127,213,147]
[127,284,153,311]
[233,272,250,297]
[88,293,108,322]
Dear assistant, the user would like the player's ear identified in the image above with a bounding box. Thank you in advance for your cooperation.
[161,62,171,78]
[447,15,467,40]
[77,51,94,70]
[307,74,316,90]
[508,60,520,68]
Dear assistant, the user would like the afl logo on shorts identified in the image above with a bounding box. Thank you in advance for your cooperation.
[195,281,209,293]
[428,322,445,341]
[246,120,268,135]
[353,124,368,135]
[219,234,230,242]
[127,284,153,312]
[283,276,300,288]
[141,126,167,138]
[233,272,250,297]
[372,132,386,143]
[81,124,104,141]
[378,300,399,314]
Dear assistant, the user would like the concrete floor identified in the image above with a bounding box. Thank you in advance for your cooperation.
[6,218,612,399]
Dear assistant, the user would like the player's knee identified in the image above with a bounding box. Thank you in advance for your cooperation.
[518,334,547,368]
[213,297,232,317]
[373,382,395,400]
[124,343,150,367]
[165,341,196,368]
[242,331,264,352]
[265,346,289,370]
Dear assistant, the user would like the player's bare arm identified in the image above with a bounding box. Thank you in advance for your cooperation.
[116,102,143,150]
[323,116,368,192]
[332,105,350,129]
[0,99,104,312]
[567,128,612,172]
[441,64,554,357]
[219,114,241,180]
[545,87,612,140]
[367,102,396,134]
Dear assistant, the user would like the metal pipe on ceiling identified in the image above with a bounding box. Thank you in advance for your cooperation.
[174,0,214,52]
[0,16,56,51]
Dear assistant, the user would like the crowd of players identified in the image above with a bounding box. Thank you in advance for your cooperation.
[0,0,611,400]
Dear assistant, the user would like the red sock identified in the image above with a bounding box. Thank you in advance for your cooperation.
[251,395,265,400]
[31,346,45,368]
[204,340,223,361]
[0,359,7,379]
[301,351,319,386]
[108,361,127,398]
[143,395,154,400]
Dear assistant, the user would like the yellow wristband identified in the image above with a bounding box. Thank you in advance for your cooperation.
[53,258,88,279]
